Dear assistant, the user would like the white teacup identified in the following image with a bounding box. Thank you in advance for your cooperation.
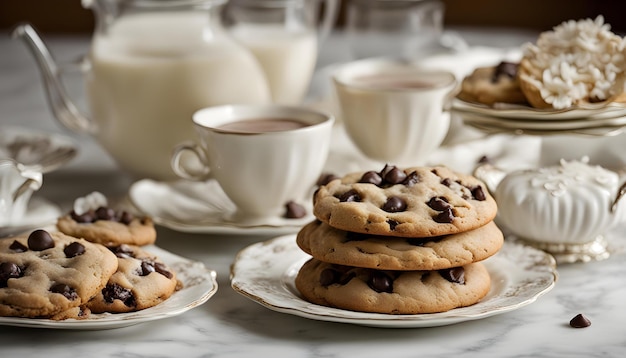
[332,58,457,166]
[0,159,43,226]
[171,104,334,224]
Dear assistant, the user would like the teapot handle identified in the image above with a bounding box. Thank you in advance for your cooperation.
[12,24,96,134]
[318,0,340,44]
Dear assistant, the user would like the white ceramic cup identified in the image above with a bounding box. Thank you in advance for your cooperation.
[333,58,457,166]
[0,159,43,226]
[171,104,334,223]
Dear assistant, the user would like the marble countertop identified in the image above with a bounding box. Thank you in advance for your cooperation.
[1,27,626,358]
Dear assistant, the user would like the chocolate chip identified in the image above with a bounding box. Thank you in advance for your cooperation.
[102,283,135,307]
[570,313,591,328]
[320,268,339,286]
[471,186,486,201]
[477,155,490,164]
[118,211,134,225]
[345,231,368,242]
[111,244,135,259]
[284,201,307,219]
[359,171,383,186]
[317,173,339,186]
[71,210,95,223]
[382,196,407,212]
[427,196,450,211]
[64,242,86,258]
[387,219,399,230]
[439,267,465,284]
[140,261,156,276]
[441,178,452,186]
[407,238,427,246]
[402,171,419,187]
[368,271,393,293]
[50,283,78,300]
[9,240,27,252]
[433,207,454,223]
[0,262,22,287]
[155,262,173,279]
[492,61,518,82]
[380,164,395,178]
[27,230,55,251]
[382,167,406,185]
[95,206,116,221]
[339,189,361,202]
[338,271,356,285]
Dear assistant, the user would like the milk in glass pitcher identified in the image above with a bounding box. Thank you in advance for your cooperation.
[224,0,339,105]
[14,0,271,181]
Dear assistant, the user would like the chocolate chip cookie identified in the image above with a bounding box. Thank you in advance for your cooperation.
[87,244,179,313]
[458,62,528,106]
[313,165,497,238]
[57,206,157,247]
[0,230,118,319]
[297,220,503,271]
[295,258,490,314]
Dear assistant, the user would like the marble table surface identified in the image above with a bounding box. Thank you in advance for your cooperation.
[1,26,626,358]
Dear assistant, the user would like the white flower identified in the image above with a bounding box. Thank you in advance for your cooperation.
[73,191,108,215]
[522,16,626,109]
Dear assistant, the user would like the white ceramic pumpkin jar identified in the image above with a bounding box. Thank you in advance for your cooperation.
[476,157,626,263]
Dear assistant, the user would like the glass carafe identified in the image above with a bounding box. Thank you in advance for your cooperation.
[224,0,339,105]
[15,0,271,180]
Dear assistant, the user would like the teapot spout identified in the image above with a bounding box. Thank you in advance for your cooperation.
[12,23,95,134]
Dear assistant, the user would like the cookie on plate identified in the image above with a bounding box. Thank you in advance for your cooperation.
[458,61,528,106]
[87,244,179,313]
[0,229,118,319]
[297,220,503,271]
[313,164,497,238]
[295,258,490,314]
[57,207,157,247]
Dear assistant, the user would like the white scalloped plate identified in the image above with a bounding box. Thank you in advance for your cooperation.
[231,235,558,328]
[458,110,626,131]
[0,246,218,330]
[453,98,626,121]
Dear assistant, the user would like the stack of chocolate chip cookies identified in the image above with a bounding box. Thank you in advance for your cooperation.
[295,164,503,314]
[0,201,180,320]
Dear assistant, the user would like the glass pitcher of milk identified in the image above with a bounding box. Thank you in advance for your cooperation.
[13,0,271,181]
[224,0,339,105]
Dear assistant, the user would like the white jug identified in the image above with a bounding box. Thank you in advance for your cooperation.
[14,0,272,181]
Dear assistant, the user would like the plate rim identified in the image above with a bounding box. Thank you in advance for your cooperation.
[452,97,626,121]
[0,245,218,330]
[231,234,558,328]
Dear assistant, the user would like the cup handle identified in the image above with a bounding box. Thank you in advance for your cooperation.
[171,142,212,181]
[11,164,43,202]
[318,0,339,44]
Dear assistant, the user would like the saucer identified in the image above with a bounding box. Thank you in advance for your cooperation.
[0,197,61,237]
[231,234,558,328]
[128,179,314,236]
[0,126,77,173]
